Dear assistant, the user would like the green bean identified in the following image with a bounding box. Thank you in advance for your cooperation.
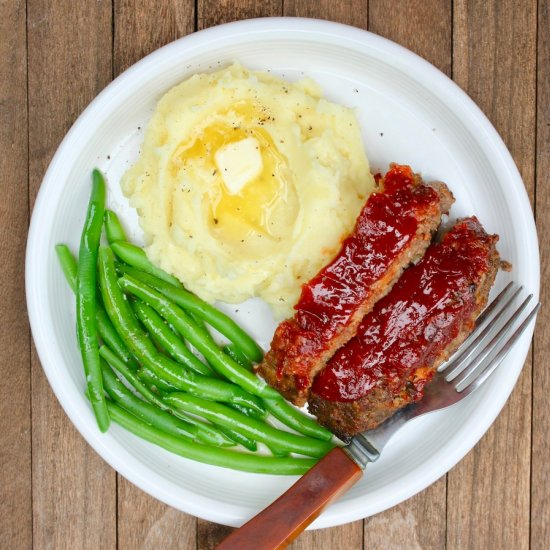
[262,422,291,457]
[111,241,181,288]
[141,368,217,408]
[223,344,253,370]
[138,365,179,393]
[132,300,212,376]
[104,210,128,243]
[76,169,109,432]
[167,409,235,447]
[117,265,262,363]
[107,401,317,475]
[266,445,289,458]
[190,316,217,346]
[188,311,213,337]
[229,402,267,420]
[263,398,333,442]
[165,362,266,414]
[164,394,334,458]
[98,247,160,362]
[96,307,139,369]
[55,244,139,369]
[99,345,166,409]
[55,244,78,292]
[101,360,198,441]
[212,413,283,454]
[118,275,279,399]
[138,349,266,414]
[216,426,257,452]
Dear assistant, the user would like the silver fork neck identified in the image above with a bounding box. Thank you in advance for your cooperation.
[344,406,417,469]
[344,434,381,469]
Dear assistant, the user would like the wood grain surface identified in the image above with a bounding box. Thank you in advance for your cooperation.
[1,0,546,548]
[27,1,117,548]
[448,3,537,549]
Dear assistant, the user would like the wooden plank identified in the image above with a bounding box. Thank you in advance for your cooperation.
[27,1,117,548]
[197,521,234,550]
[114,0,195,75]
[111,2,198,548]
[369,0,451,75]
[0,0,31,548]
[287,521,363,550]
[284,0,368,28]
[448,1,537,549]
[196,515,364,550]
[197,0,282,30]
[531,0,550,547]
[365,2,452,549]
[117,479,196,550]
[364,478,446,550]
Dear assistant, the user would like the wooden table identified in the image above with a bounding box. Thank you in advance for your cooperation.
[1,1,547,548]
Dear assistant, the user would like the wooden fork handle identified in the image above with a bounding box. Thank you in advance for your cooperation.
[215,447,363,550]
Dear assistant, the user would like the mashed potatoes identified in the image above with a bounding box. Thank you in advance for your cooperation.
[122,63,375,317]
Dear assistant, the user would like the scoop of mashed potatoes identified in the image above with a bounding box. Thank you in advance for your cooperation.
[122,63,375,317]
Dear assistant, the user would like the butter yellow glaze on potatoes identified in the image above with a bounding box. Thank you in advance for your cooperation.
[122,63,375,317]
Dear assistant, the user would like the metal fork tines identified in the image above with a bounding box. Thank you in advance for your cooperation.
[346,283,540,469]
[441,283,539,393]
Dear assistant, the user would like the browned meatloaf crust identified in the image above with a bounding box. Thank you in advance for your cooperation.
[255,165,454,405]
[308,217,500,441]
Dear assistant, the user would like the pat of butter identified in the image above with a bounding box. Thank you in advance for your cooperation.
[215,137,263,194]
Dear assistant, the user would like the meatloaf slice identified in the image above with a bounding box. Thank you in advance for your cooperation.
[255,165,454,405]
[309,217,500,441]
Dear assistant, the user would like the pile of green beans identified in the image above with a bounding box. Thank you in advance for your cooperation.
[56,169,335,474]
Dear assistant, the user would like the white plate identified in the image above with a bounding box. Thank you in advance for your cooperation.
[26,18,539,528]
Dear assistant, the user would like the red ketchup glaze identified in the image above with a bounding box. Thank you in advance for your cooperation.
[272,165,440,385]
[296,169,437,335]
[311,217,495,402]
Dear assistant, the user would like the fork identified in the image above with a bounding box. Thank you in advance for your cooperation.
[216,282,540,550]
